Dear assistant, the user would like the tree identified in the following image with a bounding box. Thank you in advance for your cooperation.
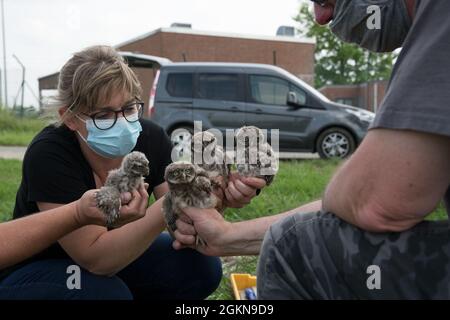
[295,3,396,89]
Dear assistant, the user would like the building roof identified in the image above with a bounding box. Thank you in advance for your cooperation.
[115,27,315,49]
[38,71,59,82]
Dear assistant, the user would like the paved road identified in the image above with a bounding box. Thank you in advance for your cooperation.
[0,146,320,161]
[0,146,27,160]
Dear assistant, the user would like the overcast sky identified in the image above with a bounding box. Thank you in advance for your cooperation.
[0,0,310,108]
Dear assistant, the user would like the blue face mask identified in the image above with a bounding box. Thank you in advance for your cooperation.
[76,113,142,159]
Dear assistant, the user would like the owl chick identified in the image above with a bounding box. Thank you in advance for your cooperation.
[95,151,150,227]
[163,161,216,246]
[191,131,231,197]
[235,126,278,185]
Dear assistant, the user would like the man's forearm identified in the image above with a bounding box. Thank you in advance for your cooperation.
[0,202,82,269]
[221,200,322,256]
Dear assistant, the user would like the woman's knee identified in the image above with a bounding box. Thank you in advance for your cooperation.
[0,259,132,300]
[177,253,223,299]
[75,273,132,300]
[117,233,223,299]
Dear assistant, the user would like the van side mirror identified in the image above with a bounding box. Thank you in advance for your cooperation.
[287,91,300,107]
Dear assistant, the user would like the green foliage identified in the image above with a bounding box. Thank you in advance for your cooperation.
[295,3,396,88]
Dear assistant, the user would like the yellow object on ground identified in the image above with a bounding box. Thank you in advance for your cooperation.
[230,273,257,300]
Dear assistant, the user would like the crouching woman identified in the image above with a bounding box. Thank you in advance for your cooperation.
[0,46,227,299]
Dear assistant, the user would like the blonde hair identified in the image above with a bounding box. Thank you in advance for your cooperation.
[51,45,142,125]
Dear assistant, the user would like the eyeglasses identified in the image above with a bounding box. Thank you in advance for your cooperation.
[310,0,328,6]
[80,98,144,130]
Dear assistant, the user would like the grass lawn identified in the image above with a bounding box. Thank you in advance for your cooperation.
[0,109,47,146]
[0,158,447,299]
[0,159,22,222]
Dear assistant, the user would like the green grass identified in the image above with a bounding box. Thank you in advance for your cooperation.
[0,108,47,146]
[0,159,22,222]
[210,159,341,299]
[0,158,447,299]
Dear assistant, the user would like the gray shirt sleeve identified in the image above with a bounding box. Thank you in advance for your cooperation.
[370,0,450,217]
[371,0,450,137]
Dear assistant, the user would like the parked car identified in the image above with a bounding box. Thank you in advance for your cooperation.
[122,53,374,159]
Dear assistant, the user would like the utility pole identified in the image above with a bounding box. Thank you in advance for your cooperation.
[13,54,25,116]
[1,0,7,108]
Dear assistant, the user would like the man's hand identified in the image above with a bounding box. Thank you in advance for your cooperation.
[75,183,149,227]
[223,172,266,208]
[172,207,233,256]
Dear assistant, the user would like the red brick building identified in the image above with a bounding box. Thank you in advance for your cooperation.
[38,27,316,109]
[319,80,389,112]
[38,27,390,112]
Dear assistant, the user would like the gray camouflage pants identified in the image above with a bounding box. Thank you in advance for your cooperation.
[257,211,450,299]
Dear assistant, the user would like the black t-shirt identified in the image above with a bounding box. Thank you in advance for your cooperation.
[2,119,172,277]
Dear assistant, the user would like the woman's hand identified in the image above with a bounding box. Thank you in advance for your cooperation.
[75,183,149,227]
[223,172,267,208]
[115,182,149,227]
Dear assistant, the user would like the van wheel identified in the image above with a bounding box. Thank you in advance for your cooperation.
[316,128,355,159]
[170,126,193,161]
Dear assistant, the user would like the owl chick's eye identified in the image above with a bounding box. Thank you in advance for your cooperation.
[173,171,180,177]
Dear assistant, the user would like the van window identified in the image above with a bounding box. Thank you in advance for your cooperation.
[197,74,241,101]
[249,75,306,106]
[166,73,193,98]
[289,84,307,105]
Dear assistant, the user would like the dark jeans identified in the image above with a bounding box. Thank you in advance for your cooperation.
[257,211,450,299]
[0,233,222,300]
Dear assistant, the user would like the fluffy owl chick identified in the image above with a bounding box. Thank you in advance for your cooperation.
[191,131,231,197]
[163,161,216,246]
[95,151,150,227]
[235,126,278,186]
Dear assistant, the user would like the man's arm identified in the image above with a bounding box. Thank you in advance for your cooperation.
[0,202,84,270]
[173,200,322,256]
[174,129,450,255]
[323,128,450,232]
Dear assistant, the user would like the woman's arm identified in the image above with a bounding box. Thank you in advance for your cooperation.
[0,189,143,270]
[153,181,169,200]
[39,183,166,276]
